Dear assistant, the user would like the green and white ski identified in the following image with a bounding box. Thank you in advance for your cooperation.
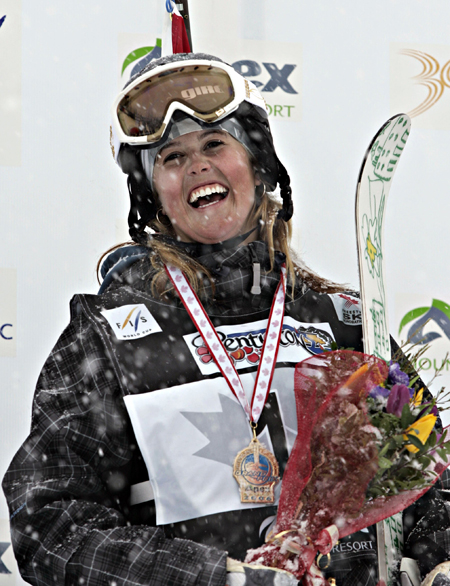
[355,113,411,586]
[356,114,411,360]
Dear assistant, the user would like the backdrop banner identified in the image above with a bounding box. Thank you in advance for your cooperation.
[0,0,21,166]
[2,6,450,585]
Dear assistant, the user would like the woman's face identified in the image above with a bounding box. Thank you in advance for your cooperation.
[152,129,260,244]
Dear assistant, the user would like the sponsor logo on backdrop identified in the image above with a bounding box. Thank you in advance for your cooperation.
[0,1,21,166]
[184,317,334,375]
[0,543,11,574]
[398,298,450,373]
[121,38,162,77]
[120,38,301,121]
[0,324,12,340]
[100,304,162,340]
[0,519,16,583]
[391,43,450,129]
[399,49,450,118]
[0,268,16,357]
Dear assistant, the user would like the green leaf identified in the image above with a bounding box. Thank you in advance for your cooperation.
[406,433,425,451]
[437,448,450,461]
[378,443,391,458]
[428,431,437,448]
[379,456,394,469]
[409,375,420,388]
[418,455,431,468]
[401,403,415,429]
[393,434,406,447]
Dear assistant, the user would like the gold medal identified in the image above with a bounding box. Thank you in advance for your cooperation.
[233,427,279,504]
[166,264,286,506]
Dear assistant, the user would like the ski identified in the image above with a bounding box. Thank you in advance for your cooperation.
[355,113,411,586]
[355,113,411,360]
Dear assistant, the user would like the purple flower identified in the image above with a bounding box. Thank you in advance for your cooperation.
[389,362,410,386]
[418,403,439,419]
[386,384,411,417]
[369,385,390,400]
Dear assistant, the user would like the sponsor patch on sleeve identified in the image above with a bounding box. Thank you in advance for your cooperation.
[329,293,362,326]
[100,304,162,340]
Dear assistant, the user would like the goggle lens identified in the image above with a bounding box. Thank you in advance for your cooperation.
[117,65,235,139]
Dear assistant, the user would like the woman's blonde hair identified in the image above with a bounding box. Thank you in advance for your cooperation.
[98,188,348,298]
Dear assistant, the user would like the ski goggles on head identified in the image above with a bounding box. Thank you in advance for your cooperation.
[111,59,268,147]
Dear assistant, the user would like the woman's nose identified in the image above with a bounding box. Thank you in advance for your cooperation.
[187,153,211,175]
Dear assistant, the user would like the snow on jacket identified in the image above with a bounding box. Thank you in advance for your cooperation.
[0,241,422,586]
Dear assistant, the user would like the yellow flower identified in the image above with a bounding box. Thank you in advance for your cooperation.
[404,413,437,453]
[412,388,424,407]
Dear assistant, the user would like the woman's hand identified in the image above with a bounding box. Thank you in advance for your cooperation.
[226,558,298,586]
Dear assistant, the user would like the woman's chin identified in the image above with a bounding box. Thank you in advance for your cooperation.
[181,226,243,245]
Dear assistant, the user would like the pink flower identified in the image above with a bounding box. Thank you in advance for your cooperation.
[386,384,411,417]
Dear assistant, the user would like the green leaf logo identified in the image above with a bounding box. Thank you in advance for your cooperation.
[121,38,162,75]
[398,298,450,345]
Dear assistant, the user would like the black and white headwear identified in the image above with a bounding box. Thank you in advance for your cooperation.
[111,52,293,244]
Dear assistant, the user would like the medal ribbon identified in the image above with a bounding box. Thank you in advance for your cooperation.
[165,263,286,423]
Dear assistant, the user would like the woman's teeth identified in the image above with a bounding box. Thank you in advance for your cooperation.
[189,184,229,208]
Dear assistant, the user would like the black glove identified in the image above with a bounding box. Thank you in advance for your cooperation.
[226,558,298,586]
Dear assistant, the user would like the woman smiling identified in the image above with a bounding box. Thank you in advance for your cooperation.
[3,53,442,586]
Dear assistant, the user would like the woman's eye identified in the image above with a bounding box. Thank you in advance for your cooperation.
[164,152,183,163]
[205,139,224,150]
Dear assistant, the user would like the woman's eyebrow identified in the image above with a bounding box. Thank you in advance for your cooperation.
[199,129,226,138]
[158,139,182,156]
[158,130,226,156]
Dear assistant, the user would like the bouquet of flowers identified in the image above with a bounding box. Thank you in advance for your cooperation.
[245,350,450,585]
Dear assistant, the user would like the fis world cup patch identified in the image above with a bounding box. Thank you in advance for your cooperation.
[329,293,362,326]
[101,304,162,340]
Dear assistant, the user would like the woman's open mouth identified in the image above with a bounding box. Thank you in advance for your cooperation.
[188,184,229,209]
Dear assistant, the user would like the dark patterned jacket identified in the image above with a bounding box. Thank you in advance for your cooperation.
[2,241,445,586]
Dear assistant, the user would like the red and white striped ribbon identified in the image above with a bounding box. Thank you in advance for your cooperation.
[165,263,286,423]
